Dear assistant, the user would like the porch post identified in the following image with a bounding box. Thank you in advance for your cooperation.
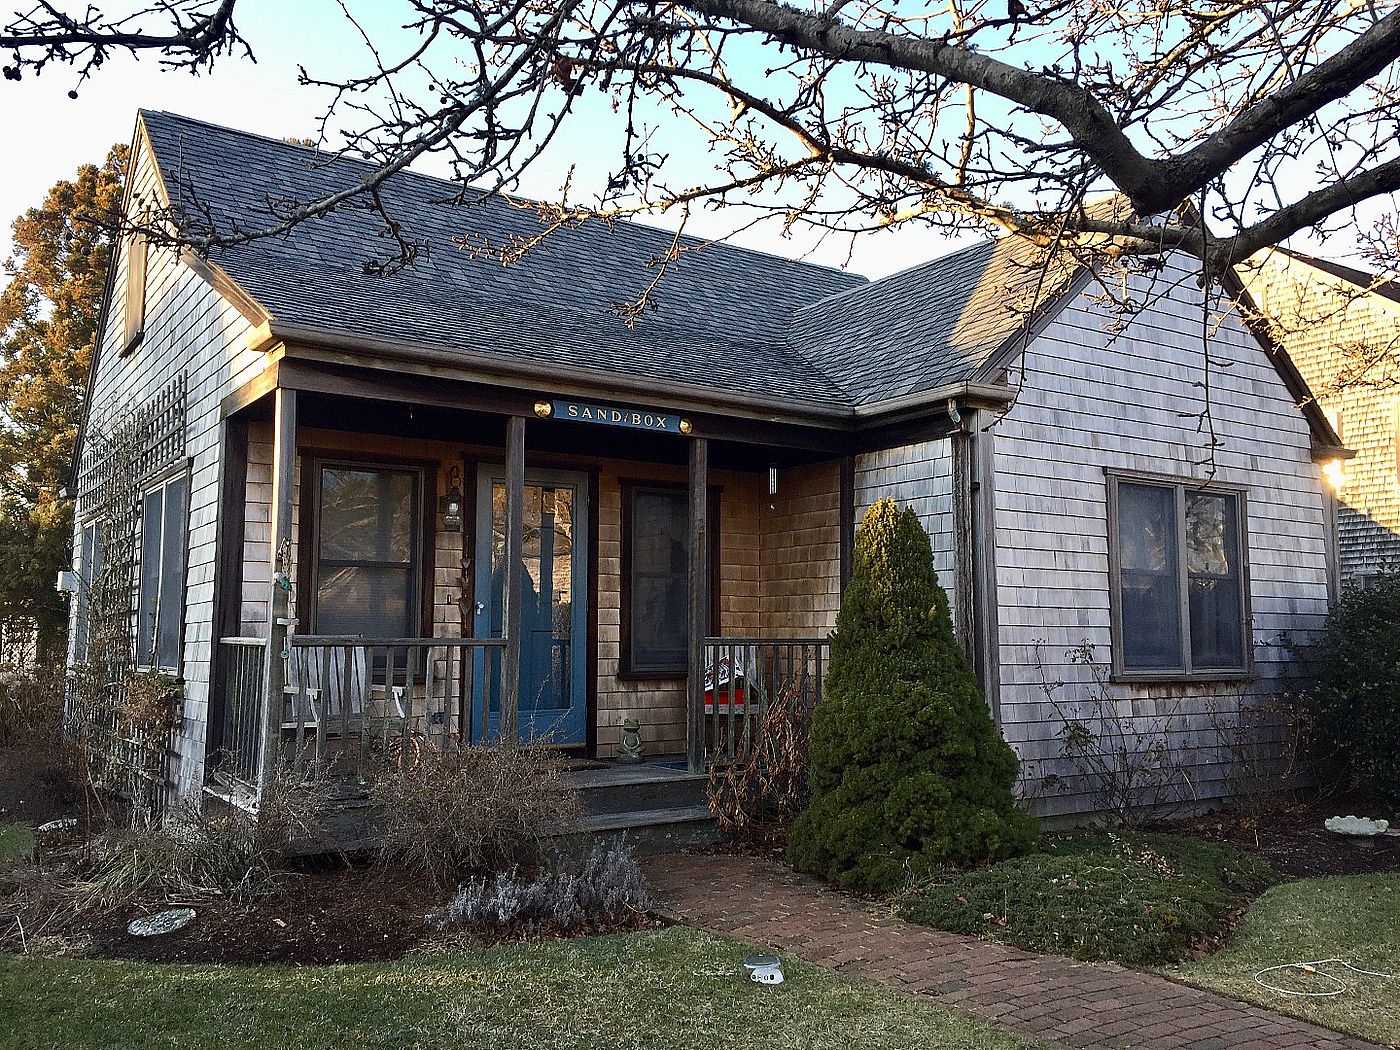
[686,436,709,774]
[500,414,526,745]
[257,387,296,794]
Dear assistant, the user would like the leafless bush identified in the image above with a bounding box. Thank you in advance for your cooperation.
[370,745,581,887]
[1034,641,1196,829]
[1205,693,1312,834]
[435,837,650,937]
[707,674,813,846]
[0,662,65,747]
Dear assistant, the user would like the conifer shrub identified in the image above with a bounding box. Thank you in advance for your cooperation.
[787,498,1037,891]
[1308,575,1400,803]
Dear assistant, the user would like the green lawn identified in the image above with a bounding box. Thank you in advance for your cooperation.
[0,822,33,865]
[1164,874,1400,1047]
[0,926,1045,1050]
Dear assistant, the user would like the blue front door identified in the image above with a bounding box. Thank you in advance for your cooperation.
[472,467,588,745]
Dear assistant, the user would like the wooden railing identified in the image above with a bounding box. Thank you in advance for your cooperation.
[217,635,506,781]
[701,636,831,765]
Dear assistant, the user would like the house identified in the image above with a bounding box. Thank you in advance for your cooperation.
[67,110,1346,822]
[1241,248,1400,589]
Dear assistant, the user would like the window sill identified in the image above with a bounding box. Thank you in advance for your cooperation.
[615,669,687,683]
[119,329,145,357]
[1111,669,1253,686]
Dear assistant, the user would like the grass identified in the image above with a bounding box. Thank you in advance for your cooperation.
[0,823,34,866]
[0,926,1047,1050]
[896,832,1278,966]
[1164,874,1400,1047]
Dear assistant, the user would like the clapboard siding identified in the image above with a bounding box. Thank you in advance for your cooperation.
[72,132,264,798]
[1243,250,1400,585]
[854,439,958,616]
[991,255,1332,818]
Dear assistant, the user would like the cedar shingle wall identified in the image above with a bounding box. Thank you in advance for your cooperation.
[73,130,265,799]
[759,461,842,637]
[1243,251,1400,585]
[994,254,1332,819]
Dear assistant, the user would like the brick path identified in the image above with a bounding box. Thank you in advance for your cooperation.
[645,853,1385,1050]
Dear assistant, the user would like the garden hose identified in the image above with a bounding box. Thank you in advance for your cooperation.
[1253,958,1398,997]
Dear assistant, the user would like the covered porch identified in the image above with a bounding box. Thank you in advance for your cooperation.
[207,359,847,803]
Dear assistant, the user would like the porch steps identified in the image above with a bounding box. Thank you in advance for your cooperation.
[564,759,722,852]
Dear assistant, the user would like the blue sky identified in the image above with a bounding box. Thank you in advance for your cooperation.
[0,0,1386,283]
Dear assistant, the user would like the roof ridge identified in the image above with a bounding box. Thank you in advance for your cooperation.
[139,109,867,283]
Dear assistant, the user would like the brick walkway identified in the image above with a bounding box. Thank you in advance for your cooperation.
[645,853,1384,1050]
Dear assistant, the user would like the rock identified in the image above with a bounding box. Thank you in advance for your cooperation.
[128,908,196,937]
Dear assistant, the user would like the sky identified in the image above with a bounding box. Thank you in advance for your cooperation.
[0,0,1388,285]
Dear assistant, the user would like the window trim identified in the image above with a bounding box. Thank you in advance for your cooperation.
[134,462,191,676]
[305,457,428,640]
[618,480,721,679]
[1106,469,1253,683]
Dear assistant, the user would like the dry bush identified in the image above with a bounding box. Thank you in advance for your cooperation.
[370,745,582,887]
[708,675,813,846]
[0,663,66,747]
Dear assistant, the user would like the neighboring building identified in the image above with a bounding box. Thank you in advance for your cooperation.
[1241,248,1400,588]
[68,111,1345,822]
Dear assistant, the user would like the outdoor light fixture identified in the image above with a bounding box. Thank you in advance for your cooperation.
[440,466,464,532]
[768,465,778,498]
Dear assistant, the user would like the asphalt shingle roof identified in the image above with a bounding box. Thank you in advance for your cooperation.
[139,110,1071,410]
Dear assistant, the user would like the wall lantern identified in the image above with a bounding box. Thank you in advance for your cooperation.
[768,465,779,497]
[440,466,464,532]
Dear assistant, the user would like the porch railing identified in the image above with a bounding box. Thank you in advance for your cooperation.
[217,635,506,780]
[702,636,831,765]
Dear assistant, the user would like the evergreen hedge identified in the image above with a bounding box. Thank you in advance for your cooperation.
[1309,575,1400,804]
[787,499,1037,891]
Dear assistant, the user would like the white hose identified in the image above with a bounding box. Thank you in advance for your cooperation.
[1253,958,1398,997]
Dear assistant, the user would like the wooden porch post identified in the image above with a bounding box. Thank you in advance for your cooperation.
[500,415,526,745]
[257,387,296,794]
[686,436,709,774]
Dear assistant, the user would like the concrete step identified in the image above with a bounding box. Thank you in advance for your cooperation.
[572,765,709,816]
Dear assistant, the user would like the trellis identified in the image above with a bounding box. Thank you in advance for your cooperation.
[70,373,187,818]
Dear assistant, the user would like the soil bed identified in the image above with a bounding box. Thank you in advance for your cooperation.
[0,742,79,828]
[1156,798,1400,878]
[90,863,440,965]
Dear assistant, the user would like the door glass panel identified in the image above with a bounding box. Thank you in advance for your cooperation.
[488,482,575,722]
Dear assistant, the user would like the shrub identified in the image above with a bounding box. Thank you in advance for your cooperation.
[0,663,65,747]
[787,499,1037,892]
[370,745,581,886]
[707,674,812,845]
[897,833,1277,966]
[1308,576,1400,803]
[435,837,650,938]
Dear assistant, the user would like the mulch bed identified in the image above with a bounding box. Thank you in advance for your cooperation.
[88,864,443,965]
[1156,798,1400,878]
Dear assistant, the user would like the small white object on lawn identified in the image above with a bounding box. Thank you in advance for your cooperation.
[742,951,785,985]
[36,818,77,834]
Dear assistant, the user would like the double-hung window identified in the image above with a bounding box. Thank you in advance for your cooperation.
[1109,474,1250,678]
[137,471,189,672]
[311,463,422,640]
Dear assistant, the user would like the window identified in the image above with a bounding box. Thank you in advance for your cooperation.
[311,464,422,639]
[1109,475,1249,678]
[137,471,188,672]
[121,233,148,354]
[621,485,719,674]
[73,520,104,661]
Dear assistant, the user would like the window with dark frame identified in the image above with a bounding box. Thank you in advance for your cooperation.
[622,485,717,674]
[311,463,422,640]
[136,471,188,672]
[1111,475,1249,678]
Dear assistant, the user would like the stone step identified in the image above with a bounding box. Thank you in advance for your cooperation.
[572,766,709,816]
[570,804,722,854]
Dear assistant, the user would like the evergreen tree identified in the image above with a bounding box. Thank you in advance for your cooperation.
[788,498,1037,890]
[0,146,125,661]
